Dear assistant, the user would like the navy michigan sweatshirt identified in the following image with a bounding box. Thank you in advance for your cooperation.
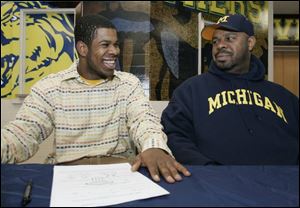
[161,55,299,165]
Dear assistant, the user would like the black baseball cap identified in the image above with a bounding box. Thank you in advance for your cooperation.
[201,14,254,41]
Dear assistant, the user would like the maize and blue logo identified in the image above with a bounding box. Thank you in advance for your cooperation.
[216,15,229,24]
[1,1,76,98]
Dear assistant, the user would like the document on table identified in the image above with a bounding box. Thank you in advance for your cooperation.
[50,163,169,207]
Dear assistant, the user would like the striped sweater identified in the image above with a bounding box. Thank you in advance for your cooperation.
[1,62,172,164]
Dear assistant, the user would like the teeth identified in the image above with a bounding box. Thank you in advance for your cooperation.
[104,60,115,64]
[103,59,116,66]
[103,59,116,69]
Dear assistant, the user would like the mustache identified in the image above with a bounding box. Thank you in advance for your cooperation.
[215,49,232,56]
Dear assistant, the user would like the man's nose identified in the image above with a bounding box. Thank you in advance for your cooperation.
[216,39,228,49]
[108,45,120,55]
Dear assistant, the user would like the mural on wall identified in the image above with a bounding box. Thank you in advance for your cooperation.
[83,1,268,100]
[150,2,198,100]
[1,1,76,99]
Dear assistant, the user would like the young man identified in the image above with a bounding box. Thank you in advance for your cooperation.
[1,15,190,183]
[161,14,299,165]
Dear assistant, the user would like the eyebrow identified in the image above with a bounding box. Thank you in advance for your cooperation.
[97,40,119,45]
[99,40,111,43]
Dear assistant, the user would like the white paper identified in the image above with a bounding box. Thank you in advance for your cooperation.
[50,163,169,207]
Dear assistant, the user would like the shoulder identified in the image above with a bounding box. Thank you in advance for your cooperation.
[265,80,298,98]
[32,63,76,92]
[263,80,299,108]
[175,73,209,93]
[114,71,141,86]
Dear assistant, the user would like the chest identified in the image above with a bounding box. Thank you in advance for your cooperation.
[53,84,127,125]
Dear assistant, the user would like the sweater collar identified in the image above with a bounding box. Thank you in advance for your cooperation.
[61,60,122,82]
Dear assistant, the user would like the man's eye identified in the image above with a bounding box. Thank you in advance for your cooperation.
[227,36,235,41]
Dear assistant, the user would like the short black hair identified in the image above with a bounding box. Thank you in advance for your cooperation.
[74,14,117,46]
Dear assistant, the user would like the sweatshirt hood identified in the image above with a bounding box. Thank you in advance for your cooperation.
[208,54,265,81]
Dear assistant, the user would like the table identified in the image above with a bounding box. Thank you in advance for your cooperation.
[1,164,298,207]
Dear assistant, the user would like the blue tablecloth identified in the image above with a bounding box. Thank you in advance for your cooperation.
[1,164,298,207]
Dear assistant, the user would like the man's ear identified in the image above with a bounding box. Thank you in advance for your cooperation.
[248,36,256,52]
[76,41,88,57]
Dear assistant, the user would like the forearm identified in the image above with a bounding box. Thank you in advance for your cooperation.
[126,81,173,155]
[1,126,39,163]
[128,110,173,156]
[1,86,54,163]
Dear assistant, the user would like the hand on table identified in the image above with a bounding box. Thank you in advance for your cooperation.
[131,148,191,183]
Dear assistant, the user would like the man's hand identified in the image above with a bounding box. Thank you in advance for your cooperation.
[131,148,191,183]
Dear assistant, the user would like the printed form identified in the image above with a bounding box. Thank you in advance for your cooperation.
[50,163,169,207]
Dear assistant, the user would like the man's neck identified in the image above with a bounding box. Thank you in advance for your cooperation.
[225,54,251,74]
[226,62,250,74]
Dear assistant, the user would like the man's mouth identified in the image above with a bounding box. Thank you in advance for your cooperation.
[103,59,116,69]
[215,53,232,61]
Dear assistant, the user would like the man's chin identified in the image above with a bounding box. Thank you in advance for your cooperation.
[215,61,233,70]
[101,70,114,79]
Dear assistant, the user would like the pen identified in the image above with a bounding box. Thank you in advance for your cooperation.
[22,179,32,207]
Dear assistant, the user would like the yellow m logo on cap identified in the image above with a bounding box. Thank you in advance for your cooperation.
[217,16,229,24]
